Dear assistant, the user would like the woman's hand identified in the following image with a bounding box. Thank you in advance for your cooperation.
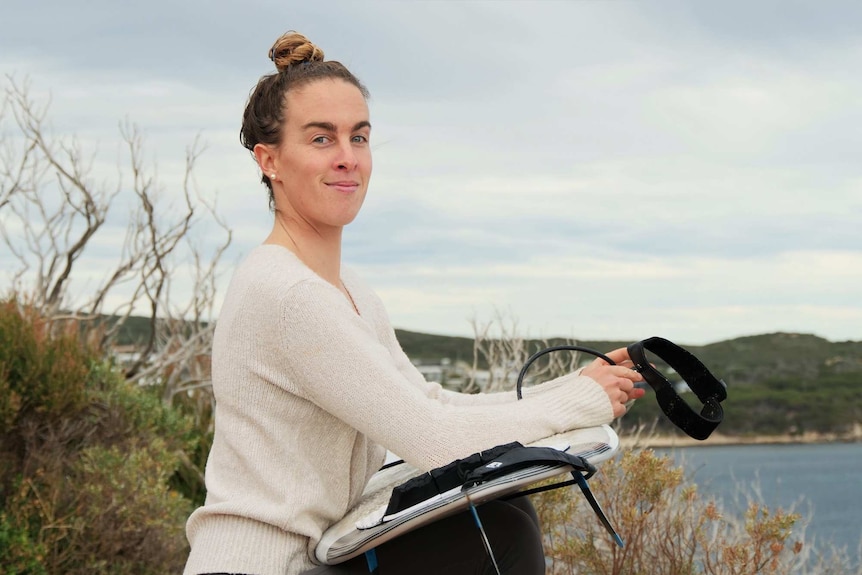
[580,347,646,418]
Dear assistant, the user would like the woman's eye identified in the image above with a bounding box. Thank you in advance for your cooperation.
[312,135,330,144]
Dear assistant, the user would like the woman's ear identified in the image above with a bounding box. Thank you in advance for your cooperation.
[253,143,277,177]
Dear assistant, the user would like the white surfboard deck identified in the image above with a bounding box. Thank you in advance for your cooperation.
[315,424,619,565]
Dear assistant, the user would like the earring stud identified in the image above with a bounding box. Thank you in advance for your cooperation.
[270,173,277,180]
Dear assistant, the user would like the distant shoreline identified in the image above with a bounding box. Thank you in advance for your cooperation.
[620,427,862,449]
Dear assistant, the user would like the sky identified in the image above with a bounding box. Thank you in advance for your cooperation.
[2,0,861,345]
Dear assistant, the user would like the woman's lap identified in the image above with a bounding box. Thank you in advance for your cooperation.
[301,496,545,575]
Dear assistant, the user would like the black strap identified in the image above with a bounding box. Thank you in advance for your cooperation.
[462,445,622,547]
[513,338,727,440]
[384,442,523,516]
[382,443,621,545]
[461,445,595,488]
[627,336,727,440]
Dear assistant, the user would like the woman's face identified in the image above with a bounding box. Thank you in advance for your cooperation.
[272,78,372,230]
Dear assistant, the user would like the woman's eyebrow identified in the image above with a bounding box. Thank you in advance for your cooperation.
[301,121,371,131]
[302,121,336,131]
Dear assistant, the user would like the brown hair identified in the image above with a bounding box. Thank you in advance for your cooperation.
[240,31,370,208]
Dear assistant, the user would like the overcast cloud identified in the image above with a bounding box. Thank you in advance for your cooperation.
[2,0,861,344]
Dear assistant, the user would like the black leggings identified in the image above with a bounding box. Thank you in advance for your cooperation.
[301,496,545,575]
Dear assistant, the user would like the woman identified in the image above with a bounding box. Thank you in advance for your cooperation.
[184,31,644,575]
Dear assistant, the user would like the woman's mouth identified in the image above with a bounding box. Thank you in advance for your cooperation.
[327,181,360,194]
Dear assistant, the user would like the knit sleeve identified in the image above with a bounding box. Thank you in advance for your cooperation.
[278,280,613,471]
[384,318,583,407]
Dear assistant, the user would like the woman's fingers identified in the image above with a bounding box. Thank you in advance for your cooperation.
[582,362,642,384]
[576,348,652,417]
[611,384,644,417]
[579,356,648,417]
[616,377,645,399]
[601,347,633,366]
[611,365,643,381]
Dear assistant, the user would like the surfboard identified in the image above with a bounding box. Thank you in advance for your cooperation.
[315,424,619,565]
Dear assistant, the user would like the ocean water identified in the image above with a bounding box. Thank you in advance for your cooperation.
[656,442,862,564]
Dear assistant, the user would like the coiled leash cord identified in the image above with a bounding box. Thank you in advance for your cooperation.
[459,338,728,571]
[515,336,727,441]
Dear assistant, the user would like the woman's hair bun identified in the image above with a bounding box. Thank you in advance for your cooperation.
[268,31,325,72]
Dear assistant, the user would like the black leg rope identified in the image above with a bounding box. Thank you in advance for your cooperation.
[506,337,727,553]
[516,337,727,441]
[627,336,727,440]
[369,337,726,572]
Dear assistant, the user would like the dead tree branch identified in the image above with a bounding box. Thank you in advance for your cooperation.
[0,76,231,408]
[466,309,582,394]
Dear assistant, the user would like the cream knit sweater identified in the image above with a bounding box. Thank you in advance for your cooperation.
[184,245,614,575]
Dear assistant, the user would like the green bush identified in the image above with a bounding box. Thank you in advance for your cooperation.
[0,299,200,574]
[0,489,48,575]
[0,301,90,436]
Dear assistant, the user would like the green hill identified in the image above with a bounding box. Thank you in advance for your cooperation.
[394,329,862,438]
[395,329,862,385]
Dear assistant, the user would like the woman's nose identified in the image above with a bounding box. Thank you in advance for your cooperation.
[334,140,358,171]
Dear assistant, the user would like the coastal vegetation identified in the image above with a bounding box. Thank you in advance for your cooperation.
[0,300,205,573]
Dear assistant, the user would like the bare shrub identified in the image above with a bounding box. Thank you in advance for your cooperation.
[466,308,583,394]
[0,76,231,407]
[533,448,808,575]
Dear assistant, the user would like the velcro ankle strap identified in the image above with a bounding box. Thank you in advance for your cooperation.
[627,336,727,440]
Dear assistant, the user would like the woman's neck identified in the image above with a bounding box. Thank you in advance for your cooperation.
[265,211,343,285]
